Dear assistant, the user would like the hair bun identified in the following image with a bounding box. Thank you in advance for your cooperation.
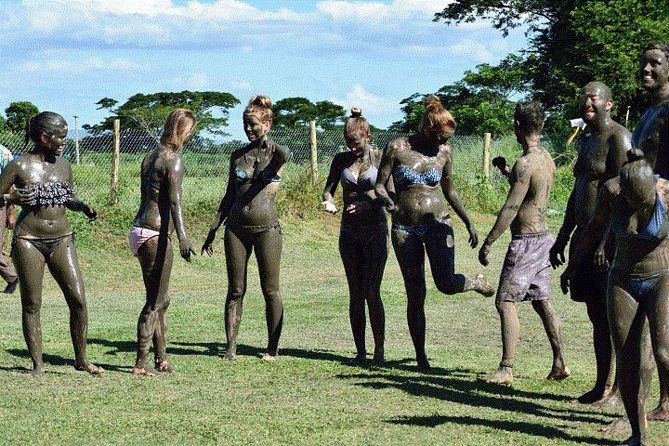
[350,107,362,118]
[627,148,645,163]
[248,95,272,110]
[423,95,443,112]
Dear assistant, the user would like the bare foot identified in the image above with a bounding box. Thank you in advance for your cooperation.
[372,352,385,366]
[417,355,431,372]
[473,274,495,297]
[546,366,570,381]
[592,390,623,409]
[155,359,173,373]
[261,353,277,362]
[347,354,368,366]
[647,402,669,421]
[30,366,45,378]
[600,416,630,435]
[223,351,236,361]
[576,386,608,404]
[75,362,104,375]
[482,366,513,386]
[617,434,643,446]
[132,367,157,377]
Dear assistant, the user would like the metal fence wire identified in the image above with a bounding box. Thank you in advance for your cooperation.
[0,127,565,207]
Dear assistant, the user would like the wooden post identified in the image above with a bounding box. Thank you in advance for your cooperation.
[483,132,491,181]
[310,120,318,186]
[109,119,121,205]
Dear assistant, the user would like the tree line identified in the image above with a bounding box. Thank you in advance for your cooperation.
[3,1,667,143]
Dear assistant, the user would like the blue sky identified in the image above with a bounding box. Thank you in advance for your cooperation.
[0,0,527,140]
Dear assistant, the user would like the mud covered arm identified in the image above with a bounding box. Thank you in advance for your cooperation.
[565,187,613,270]
[321,154,341,212]
[374,142,397,210]
[555,181,577,246]
[0,161,34,206]
[483,159,531,246]
[166,157,193,261]
[259,143,291,183]
[202,157,236,255]
[441,154,474,230]
[61,162,95,218]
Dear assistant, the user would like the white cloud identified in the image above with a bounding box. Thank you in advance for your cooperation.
[230,80,253,91]
[449,39,495,63]
[331,85,397,116]
[317,0,451,22]
[15,56,147,75]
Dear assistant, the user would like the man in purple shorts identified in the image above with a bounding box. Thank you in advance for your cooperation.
[478,101,570,386]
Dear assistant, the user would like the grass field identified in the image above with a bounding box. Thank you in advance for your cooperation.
[0,213,668,446]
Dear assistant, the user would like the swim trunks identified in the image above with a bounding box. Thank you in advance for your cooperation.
[496,232,553,303]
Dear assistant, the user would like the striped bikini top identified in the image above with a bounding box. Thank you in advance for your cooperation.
[392,165,441,190]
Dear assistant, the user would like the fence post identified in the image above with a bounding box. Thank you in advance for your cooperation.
[109,119,121,205]
[483,132,491,181]
[310,120,318,186]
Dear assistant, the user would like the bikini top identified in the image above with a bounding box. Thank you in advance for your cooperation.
[235,166,281,184]
[616,192,669,242]
[392,165,441,190]
[341,165,377,190]
[25,181,74,206]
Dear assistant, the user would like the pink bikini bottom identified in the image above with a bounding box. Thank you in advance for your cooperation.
[128,226,168,256]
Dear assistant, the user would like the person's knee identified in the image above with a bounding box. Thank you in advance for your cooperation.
[495,300,512,314]
[262,289,281,305]
[227,285,245,301]
[435,277,460,295]
[655,345,669,372]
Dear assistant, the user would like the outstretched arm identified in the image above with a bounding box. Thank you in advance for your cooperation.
[479,158,531,266]
[202,157,237,255]
[441,151,478,248]
[166,156,194,261]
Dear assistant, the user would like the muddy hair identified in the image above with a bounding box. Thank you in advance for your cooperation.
[514,101,545,135]
[24,111,67,148]
[419,95,456,136]
[583,81,613,102]
[644,43,669,60]
[161,108,197,150]
[244,95,273,124]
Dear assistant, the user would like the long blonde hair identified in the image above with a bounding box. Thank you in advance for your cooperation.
[161,108,197,149]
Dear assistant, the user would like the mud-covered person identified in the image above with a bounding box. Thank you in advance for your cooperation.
[375,95,493,371]
[479,101,569,386]
[561,150,669,446]
[202,95,290,361]
[321,107,388,365]
[128,109,197,376]
[548,82,630,404]
[0,111,102,377]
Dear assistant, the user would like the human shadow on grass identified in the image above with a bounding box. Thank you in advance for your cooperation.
[373,360,574,403]
[387,414,619,445]
[5,348,131,373]
[337,371,616,425]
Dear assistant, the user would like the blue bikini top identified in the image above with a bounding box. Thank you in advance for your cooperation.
[392,165,441,190]
[341,165,377,190]
[617,192,669,242]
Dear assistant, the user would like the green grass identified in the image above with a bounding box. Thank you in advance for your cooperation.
[0,214,667,446]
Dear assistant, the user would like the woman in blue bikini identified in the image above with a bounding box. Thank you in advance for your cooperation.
[375,95,493,370]
[562,150,669,446]
[322,107,387,365]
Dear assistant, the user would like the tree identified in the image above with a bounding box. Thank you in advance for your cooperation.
[87,91,240,137]
[5,101,39,134]
[389,55,526,135]
[273,97,346,131]
[434,1,669,127]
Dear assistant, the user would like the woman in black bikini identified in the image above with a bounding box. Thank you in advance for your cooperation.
[322,107,387,365]
[0,111,102,377]
[202,95,290,361]
[375,96,493,370]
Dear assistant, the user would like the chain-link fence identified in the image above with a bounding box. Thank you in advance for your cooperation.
[0,127,570,215]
